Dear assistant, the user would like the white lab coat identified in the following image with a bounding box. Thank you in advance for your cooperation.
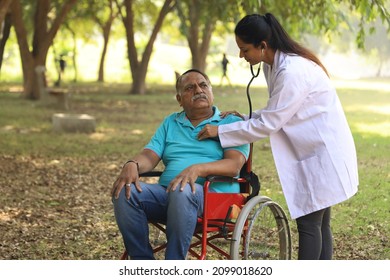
[218,50,358,219]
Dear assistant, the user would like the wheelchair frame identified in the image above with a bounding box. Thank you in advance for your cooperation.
[120,144,292,260]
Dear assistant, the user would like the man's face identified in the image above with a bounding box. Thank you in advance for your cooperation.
[176,72,214,111]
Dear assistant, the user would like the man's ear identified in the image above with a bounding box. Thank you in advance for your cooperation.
[176,94,182,106]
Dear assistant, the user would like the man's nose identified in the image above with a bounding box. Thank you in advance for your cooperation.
[194,83,203,93]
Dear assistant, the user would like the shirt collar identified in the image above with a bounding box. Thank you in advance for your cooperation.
[176,106,221,127]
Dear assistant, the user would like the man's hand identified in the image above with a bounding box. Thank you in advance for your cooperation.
[111,162,142,199]
[167,165,201,194]
[198,124,219,140]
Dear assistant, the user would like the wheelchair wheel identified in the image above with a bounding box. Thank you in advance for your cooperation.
[230,196,292,260]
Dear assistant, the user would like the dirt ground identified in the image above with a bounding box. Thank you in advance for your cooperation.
[0,154,125,259]
[0,154,387,260]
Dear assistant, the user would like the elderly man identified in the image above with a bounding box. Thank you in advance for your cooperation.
[112,69,249,260]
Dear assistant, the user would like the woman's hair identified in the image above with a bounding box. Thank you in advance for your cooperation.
[175,69,211,94]
[235,13,328,76]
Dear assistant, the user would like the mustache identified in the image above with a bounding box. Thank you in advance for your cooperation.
[192,93,208,101]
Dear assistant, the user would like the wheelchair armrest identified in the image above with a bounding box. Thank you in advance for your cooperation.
[140,171,163,177]
[139,172,238,182]
[205,175,238,183]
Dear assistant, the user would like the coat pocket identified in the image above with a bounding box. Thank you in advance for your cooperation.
[292,152,333,213]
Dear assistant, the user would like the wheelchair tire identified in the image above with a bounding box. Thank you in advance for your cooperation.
[230,196,292,260]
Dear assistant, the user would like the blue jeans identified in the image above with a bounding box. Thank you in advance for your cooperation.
[113,182,204,260]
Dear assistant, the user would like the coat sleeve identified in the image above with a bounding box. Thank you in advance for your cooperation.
[219,66,311,148]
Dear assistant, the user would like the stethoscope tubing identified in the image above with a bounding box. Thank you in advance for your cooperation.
[246,64,261,119]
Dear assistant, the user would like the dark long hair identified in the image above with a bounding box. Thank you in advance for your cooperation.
[235,13,329,76]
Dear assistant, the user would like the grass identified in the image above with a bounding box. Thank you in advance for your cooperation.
[0,80,389,260]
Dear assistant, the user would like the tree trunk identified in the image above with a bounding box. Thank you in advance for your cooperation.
[96,0,117,83]
[376,59,383,77]
[10,0,77,100]
[0,13,11,71]
[97,22,112,82]
[182,2,214,72]
[0,0,12,25]
[190,19,213,72]
[130,0,173,94]
[122,0,174,95]
[130,67,147,95]
[10,0,35,99]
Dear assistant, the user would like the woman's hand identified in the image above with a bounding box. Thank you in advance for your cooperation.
[220,110,244,119]
[198,124,219,140]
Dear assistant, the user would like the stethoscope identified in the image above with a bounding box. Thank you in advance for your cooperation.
[246,63,261,119]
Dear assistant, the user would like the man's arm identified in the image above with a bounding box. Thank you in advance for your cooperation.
[112,149,160,199]
[167,150,246,193]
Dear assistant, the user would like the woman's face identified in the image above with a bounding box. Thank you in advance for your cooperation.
[235,36,262,65]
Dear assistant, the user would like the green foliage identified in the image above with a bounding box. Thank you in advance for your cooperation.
[115,0,164,34]
[347,0,390,48]
[242,0,390,49]
[175,0,244,38]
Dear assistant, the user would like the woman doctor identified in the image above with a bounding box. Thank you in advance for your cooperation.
[198,13,358,260]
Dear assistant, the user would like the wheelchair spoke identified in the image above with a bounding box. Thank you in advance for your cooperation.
[230,196,292,260]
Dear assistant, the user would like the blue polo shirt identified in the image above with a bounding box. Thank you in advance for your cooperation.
[144,106,249,193]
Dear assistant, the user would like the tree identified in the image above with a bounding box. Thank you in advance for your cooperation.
[0,0,13,71]
[174,0,390,73]
[175,0,242,72]
[52,1,99,84]
[9,0,77,100]
[254,0,390,48]
[364,19,390,77]
[87,0,120,82]
[116,0,175,95]
[0,0,12,27]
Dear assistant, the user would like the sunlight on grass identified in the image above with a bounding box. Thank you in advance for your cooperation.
[345,104,390,116]
[130,129,144,135]
[354,122,390,137]
[345,104,390,137]
[332,80,390,92]
[0,212,11,222]
[89,133,106,141]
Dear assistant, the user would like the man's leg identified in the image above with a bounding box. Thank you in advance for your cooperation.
[113,183,168,260]
[165,184,204,260]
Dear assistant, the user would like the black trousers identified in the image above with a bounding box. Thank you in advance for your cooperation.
[296,207,332,260]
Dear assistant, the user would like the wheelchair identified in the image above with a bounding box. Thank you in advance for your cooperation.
[119,143,292,260]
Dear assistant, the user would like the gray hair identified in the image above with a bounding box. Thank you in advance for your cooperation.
[175,69,211,94]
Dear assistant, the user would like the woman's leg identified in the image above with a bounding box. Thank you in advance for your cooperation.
[296,207,332,260]
[113,183,168,260]
[319,207,332,260]
[165,184,204,260]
